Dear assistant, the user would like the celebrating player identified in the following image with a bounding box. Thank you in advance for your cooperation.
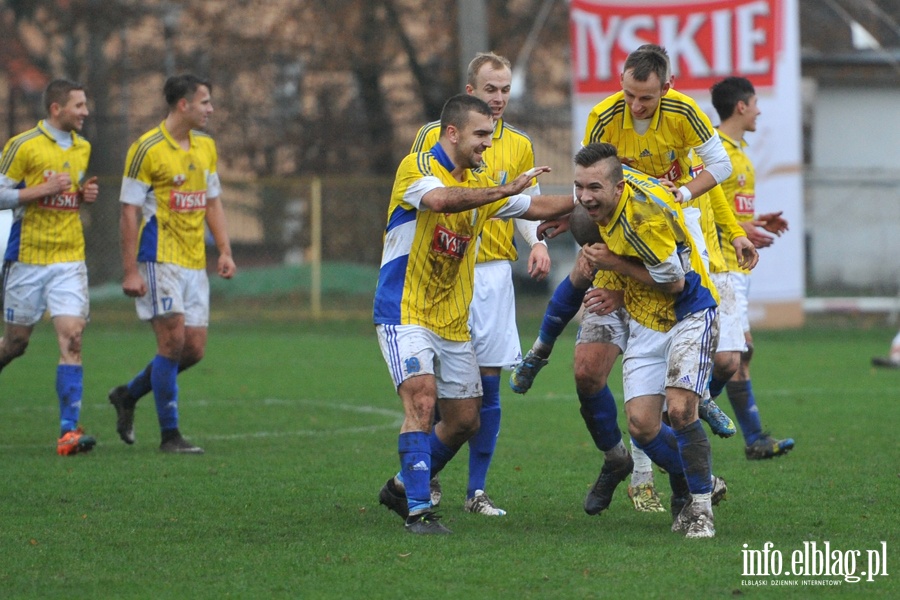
[0,79,99,455]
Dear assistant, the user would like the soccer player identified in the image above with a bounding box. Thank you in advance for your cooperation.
[709,76,795,459]
[409,52,549,516]
[576,142,720,538]
[871,329,900,368]
[0,79,99,455]
[374,94,574,534]
[108,74,235,454]
[510,44,754,514]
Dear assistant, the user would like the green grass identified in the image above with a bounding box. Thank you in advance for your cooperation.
[0,308,897,598]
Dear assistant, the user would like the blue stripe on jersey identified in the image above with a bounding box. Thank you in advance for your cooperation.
[429,142,455,172]
[137,216,159,263]
[3,220,22,262]
[673,259,717,321]
[386,204,416,233]
[373,255,409,324]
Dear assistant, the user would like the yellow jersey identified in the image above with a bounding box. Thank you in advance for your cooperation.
[686,155,746,275]
[0,121,91,264]
[717,129,755,274]
[373,143,531,341]
[595,166,718,332]
[410,118,537,263]
[120,121,220,270]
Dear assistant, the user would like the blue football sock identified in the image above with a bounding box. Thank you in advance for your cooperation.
[429,428,460,479]
[708,374,729,399]
[468,375,501,497]
[578,385,621,452]
[537,276,587,350]
[127,363,153,401]
[675,420,712,495]
[57,365,83,435]
[399,431,431,515]
[726,380,764,445]
[634,423,683,474]
[150,355,179,432]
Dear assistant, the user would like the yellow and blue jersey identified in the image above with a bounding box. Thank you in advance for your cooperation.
[717,129,755,274]
[411,118,538,263]
[686,155,746,275]
[374,143,529,341]
[595,166,718,332]
[0,121,91,264]
[583,89,716,187]
[119,121,220,270]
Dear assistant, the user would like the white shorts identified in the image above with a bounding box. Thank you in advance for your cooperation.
[576,304,629,352]
[468,260,521,368]
[2,261,89,325]
[135,262,209,327]
[376,324,482,399]
[711,272,747,352]
[730,271,751,333]
[622,308,718,401]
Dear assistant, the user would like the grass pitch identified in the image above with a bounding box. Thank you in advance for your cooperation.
[0,307,897,599]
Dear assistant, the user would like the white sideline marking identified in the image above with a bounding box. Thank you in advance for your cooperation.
[0,398,404,449]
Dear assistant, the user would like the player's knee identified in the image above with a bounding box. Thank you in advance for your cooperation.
[574,362,606,394]
[713,352,739,381]
[742,342,754,365]
[627,414,658,445]
[2,336,29,361]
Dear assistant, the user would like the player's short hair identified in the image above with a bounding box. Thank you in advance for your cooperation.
[575,143,623,183]
[43,79,84,114]
[623,44,670,85]
[439,94,493,135]
[164,74,212,109]
[710,76,756,121]
[467,52,512,87]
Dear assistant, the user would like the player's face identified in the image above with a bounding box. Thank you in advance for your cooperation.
[455,111,494,169]
[467,65,512,121]
[741,94,760,132]
[184,85,214,130]
[621,70,668,120]
[55,90,89,132]
[574,160,624,226]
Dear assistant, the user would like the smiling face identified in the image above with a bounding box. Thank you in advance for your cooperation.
[740,94,761,133]
[574,158,625,226]
[621,69,669,120]
[451,110,495,169]
[467,64,512,122]
[52,90,89,132]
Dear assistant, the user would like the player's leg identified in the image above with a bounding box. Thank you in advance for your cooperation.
[510,252,594,393]
[871,329,900,368]
[665,309,718,538]
[0,261,41,373]
[698,272,739,437]
[0,322,32,373]
[463,261,515,515]
[726,272,794,459]
[47,262,95,455]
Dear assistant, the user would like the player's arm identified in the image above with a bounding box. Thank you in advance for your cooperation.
[514,218,550,280]
[419,166,551,213]
[205,196,236,279]
[582,242,684,294]
[119,202,146,298]
[0,173,71,207]
[675,133,732,203]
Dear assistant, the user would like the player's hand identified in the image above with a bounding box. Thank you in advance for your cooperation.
[217,254,236,279]
[739,220,775,248]
[79,176,99,204]
[122,271,147,298]
[657,177,682,200]
[43,172,72,196]
[733,236,759,270]
[583,287,624,316]
[757,211,789,236]
[538,214,570,240]
[582,242,620,272]
[527,243,550,281]
[505,166,551,196]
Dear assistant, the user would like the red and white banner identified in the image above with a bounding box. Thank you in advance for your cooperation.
[569,0,805,327]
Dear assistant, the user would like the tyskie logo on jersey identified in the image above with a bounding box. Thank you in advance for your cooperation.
[40,192,80,211]
[431,224,471,259]
[170,190,207,212]
[664,160,683,183]
[734,193,755,215]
